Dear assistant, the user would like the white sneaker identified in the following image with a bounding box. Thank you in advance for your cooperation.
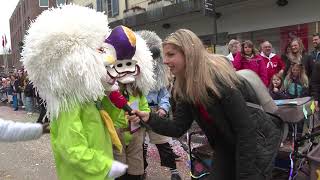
[27,112,33,115]
[22,106,25,109]
[107,160,128,178]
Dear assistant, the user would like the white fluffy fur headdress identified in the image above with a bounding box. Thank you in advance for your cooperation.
[133,34,155,94]
[21,5,111,118]
[136,30,169,91]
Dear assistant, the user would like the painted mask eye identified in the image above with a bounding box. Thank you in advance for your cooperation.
[117,63,123,68]
[126,62,132,66]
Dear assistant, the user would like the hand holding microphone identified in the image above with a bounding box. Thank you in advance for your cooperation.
[126,110,150,124]
[108,91,150,128]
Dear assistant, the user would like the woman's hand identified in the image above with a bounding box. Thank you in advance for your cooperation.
[126,110,150,124]
[156,108,167,118]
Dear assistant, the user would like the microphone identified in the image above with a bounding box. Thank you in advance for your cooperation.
[108,91,149,128]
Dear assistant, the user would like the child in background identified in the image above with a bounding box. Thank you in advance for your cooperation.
[103,85,150,180]
[269,74,288,100]
[101,25,155,180]
[284,63,309,98]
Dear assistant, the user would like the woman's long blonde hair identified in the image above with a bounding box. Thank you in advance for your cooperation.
[284,63,309,89]
[287,38,305,64]
[163,29,240,105]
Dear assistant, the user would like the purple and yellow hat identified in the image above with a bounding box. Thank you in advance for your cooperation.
[105,26,136,60]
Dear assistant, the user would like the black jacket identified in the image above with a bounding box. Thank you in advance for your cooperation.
[282,54,313,78]
[269,89,289,100]
[310,62,320,101]
[24,83,34,97]
[147,79,282,180]
[310,50,320,62]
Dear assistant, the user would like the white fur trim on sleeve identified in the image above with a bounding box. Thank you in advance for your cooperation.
[0,118,43,142]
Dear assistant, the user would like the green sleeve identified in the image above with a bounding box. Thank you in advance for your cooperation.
[53,109,113,177]
[139,95,151,112]
[101,96,127,128]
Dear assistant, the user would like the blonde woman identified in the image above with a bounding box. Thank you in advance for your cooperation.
[126,29,282,180]
[284,63,309,98]
[283,38,313,78]
[226,39,241,61]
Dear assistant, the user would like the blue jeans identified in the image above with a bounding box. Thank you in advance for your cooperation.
[25,97,33,113]
[13,94,18,110]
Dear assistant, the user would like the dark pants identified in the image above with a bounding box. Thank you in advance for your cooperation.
[143,142,177,170]
[36,103,49,124]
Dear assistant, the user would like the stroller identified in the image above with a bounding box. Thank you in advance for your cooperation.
[273,97,320,179]
[177,122,213,180]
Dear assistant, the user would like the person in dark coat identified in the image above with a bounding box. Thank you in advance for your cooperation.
[10,75,19,111]
[126,29,282,180]
[310,62,320,115]
[310,33,320,110]
[35,94,49,124]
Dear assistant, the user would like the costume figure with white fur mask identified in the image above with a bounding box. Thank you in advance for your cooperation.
[136,30,182,180]
[21,5,127,180]
[101,26,155,180]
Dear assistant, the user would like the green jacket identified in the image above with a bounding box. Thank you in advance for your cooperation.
[50,102,114,180]
[102,95,150,129]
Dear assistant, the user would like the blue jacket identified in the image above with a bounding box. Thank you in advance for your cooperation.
[146,88,170,113]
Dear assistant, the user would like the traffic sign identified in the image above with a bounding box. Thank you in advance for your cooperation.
[204,0,215,17]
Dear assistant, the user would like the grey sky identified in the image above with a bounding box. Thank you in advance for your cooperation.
[0,0,19,54]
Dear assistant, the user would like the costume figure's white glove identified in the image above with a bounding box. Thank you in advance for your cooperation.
[107,160,128,178]
[109,81,119,92]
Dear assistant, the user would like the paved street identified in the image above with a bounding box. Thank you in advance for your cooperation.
[1,104,307,180]
[0,105,190,180]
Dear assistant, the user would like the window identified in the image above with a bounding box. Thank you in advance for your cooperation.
[107,0,119,17]
[56,0,66,6]
[39,0,49,7]
[96,0,103,12]
[23,2,26,14]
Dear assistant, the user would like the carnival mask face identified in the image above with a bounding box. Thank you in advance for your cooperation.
[106,59,140,84]
[102,25,140,85]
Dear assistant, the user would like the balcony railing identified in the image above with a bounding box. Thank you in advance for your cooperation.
[111,0,248,28]
[123,6,146,18]
[147,0,175,11]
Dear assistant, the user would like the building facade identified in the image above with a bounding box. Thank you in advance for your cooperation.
[9,0,320,65]
[105,0,320,54]
[9,0,58,68]
[67,0,96,9]
[0,54,13,75]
